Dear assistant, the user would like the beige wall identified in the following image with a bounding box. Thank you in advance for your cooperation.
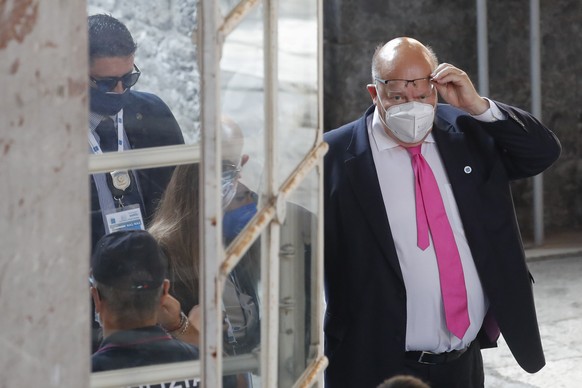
[0,1,90,387]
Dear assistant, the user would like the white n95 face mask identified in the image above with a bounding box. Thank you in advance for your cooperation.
[381,101,435,144]
[222,178,238,209]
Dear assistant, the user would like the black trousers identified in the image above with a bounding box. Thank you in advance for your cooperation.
[402,341,484,388]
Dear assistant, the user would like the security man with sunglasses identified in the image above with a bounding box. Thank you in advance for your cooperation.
[88,13,184,351]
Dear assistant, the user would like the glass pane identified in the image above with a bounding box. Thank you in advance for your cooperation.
[220,4,265,387]
[219,0,242,19]
[87,1,204,383]
[90,163,202,385]
[278,169,320,386]
[87,2,199,146]
[277,1,319,188]
[220,4,265,218]
[222,236,262,387]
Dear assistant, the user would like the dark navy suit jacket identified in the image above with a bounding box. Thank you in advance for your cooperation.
[323,102,561,387]
[90,91,184,352]
[90,90,185,250]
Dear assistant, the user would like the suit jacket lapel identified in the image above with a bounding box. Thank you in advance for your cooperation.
[344,107,404,283]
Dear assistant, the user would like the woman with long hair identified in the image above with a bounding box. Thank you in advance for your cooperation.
[149,117,260,355]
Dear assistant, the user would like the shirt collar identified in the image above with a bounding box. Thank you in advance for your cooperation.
[89,111,117,133]
[368,106,435,153]
[98,325,170,348]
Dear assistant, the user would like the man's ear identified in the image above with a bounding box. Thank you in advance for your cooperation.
[160,279,171,304]
[367,84,378,102]
[91,287,101,312]
[162,279,170,296]
[240,154,250,168]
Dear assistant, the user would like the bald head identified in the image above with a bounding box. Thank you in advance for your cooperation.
[371,37,438,81]
[221,116,245,164]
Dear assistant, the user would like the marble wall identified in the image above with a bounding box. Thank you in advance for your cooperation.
[323,0,582,238]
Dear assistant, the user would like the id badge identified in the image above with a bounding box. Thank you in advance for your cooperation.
[104,204,145,234]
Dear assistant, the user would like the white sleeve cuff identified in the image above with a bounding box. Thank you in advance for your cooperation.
[471,98,507,122]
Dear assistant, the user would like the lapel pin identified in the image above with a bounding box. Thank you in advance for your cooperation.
[464,166,472,174]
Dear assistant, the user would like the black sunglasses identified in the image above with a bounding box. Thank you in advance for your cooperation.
[90,64,141,92]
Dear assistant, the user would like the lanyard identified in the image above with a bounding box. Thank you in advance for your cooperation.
[88,109,134,206]
[88,109,125,154]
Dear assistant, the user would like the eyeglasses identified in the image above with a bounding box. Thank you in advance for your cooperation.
[90,64,141,93]
[374,76,434,99]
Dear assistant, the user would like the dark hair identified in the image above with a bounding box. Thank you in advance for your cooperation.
[88,14,137,62]
[95,280,163,325]
[91,230,167,290]
[91,230,168,325]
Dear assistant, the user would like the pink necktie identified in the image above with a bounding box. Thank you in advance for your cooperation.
[406,145,470,339]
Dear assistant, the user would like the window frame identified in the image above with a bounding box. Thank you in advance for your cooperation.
[89,0,326,386]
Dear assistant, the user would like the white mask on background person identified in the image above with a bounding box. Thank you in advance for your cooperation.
[222,177,238,209]
[378,99,435,144]
[221,160,242,209]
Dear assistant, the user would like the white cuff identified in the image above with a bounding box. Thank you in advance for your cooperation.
[471,98,507,122]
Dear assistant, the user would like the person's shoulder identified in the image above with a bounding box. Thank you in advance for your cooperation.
[124,90,184,143]
[324,117,362,144]
[127,90,171,111]
[324,123,354,142]
[435,103,469,121]
[434,103,473,133]
[324,105,373,143]
[91,352,112,373]
[169,337,200,359]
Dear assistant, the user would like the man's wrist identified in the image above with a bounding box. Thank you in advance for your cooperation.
[467,97,490,116]
[166,311,187,333]
[471,98,507,122]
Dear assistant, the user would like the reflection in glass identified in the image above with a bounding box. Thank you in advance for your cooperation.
[90,230,200,386]
[149,162,261,385]
[278,169,319,386]
[88,0,322,386]
[222,115,258,244]
[219,0,242,19]
[222,238,262,388]
[87,11,186,262]
[90,167,198,358]
[277,1,319,187]
[87,4,201,383]
[149,164,202,316]
[88,1,200,144]
[221,4,265,206]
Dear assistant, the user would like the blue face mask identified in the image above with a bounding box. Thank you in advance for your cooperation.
[223,202,257,242]
[90,87,130,116]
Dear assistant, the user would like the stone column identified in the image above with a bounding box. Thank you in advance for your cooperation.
[0,1,90,387]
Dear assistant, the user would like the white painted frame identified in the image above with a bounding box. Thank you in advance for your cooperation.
[90,0,326,386]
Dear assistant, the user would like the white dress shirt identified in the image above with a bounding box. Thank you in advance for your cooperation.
[367,105,500,352]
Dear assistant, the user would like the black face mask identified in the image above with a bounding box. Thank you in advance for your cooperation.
[89,87,131,116]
